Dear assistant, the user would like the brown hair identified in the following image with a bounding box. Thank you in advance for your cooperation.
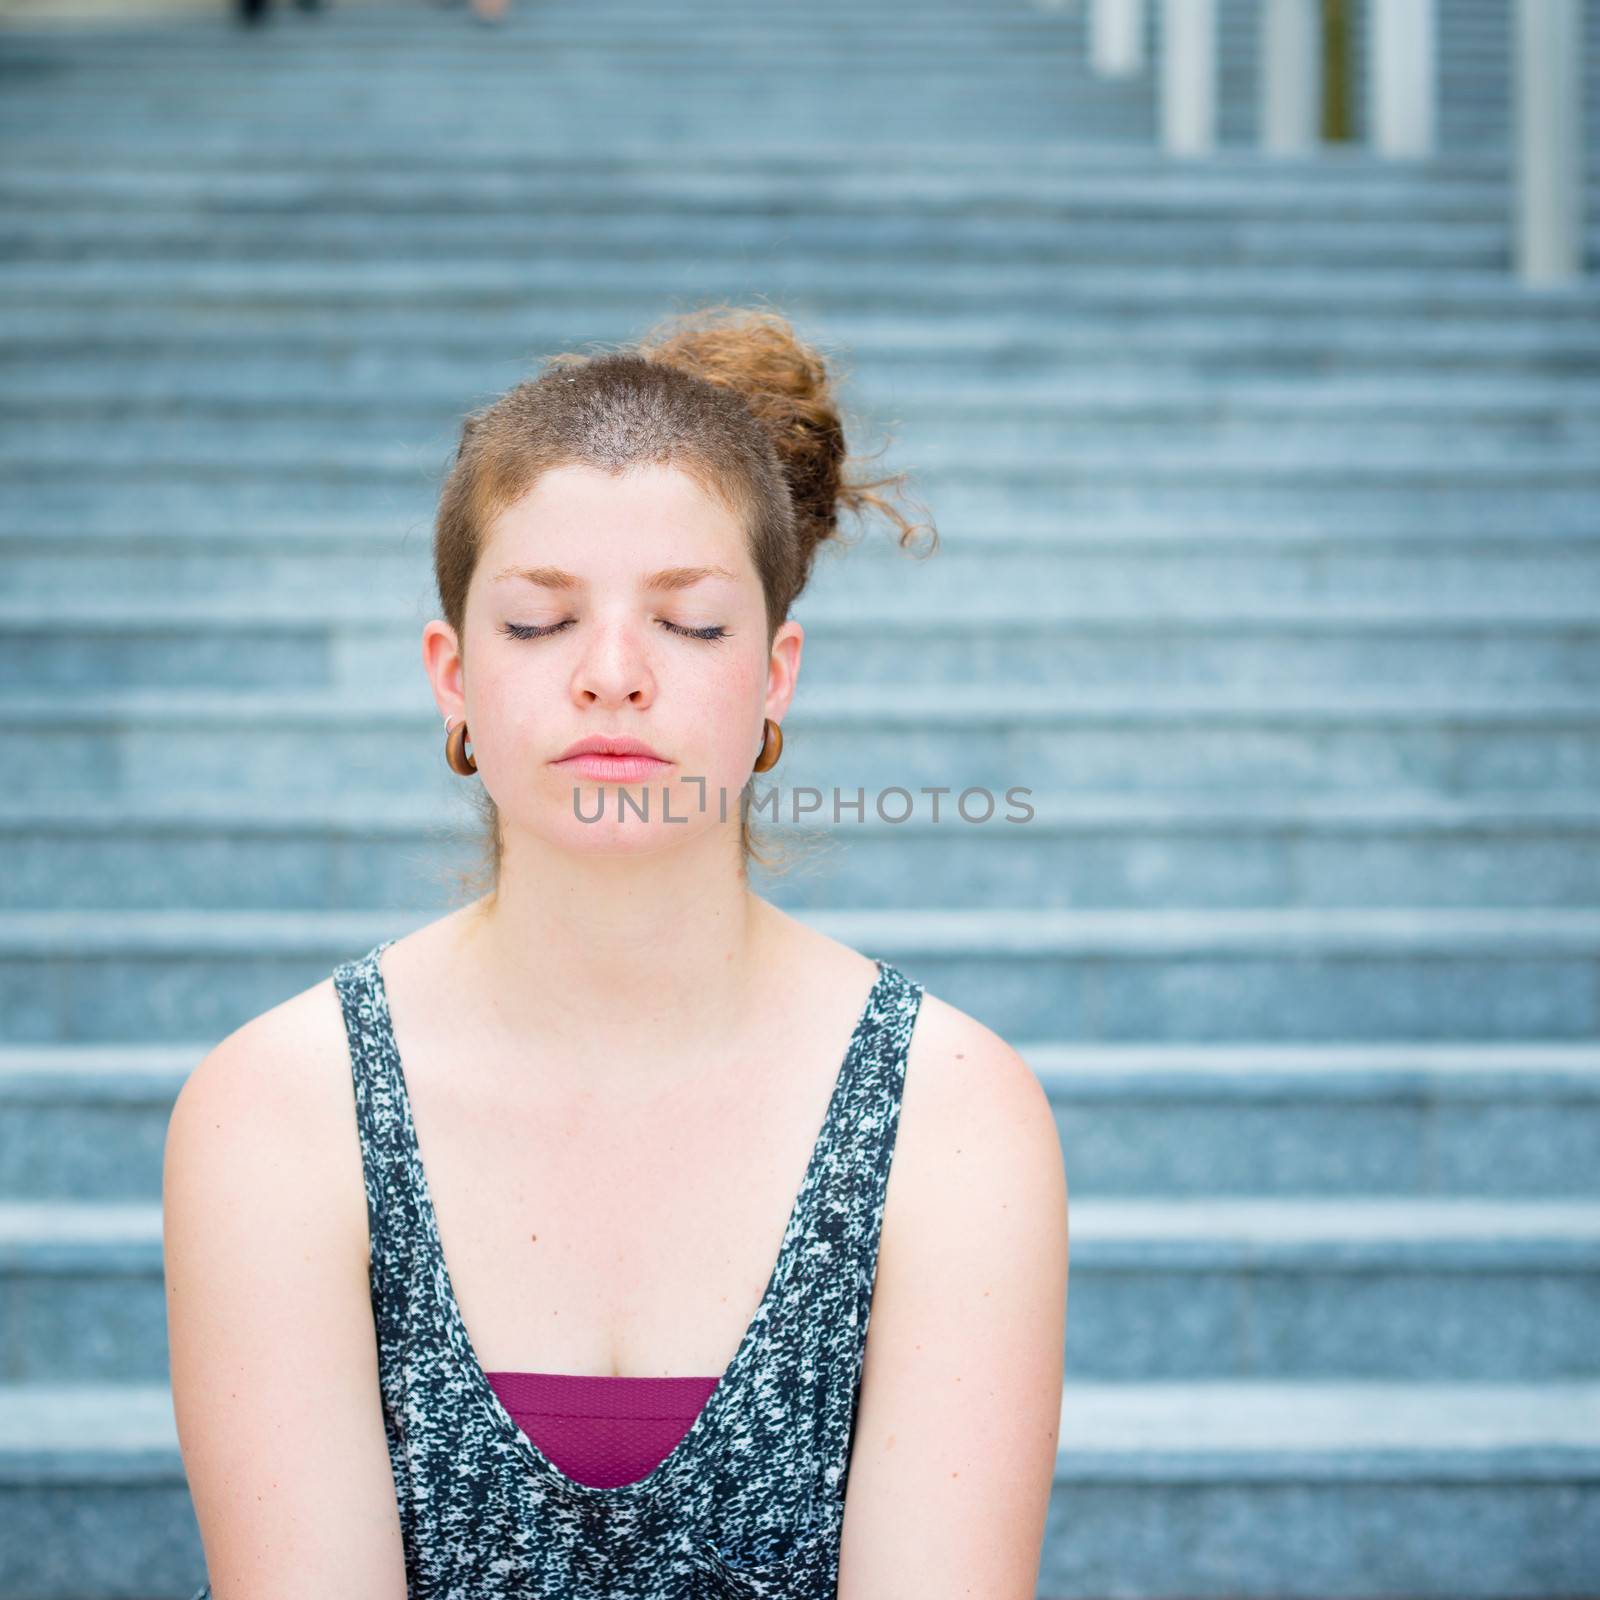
[430,301,937,903]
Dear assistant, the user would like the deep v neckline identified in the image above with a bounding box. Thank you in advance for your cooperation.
[362,937,891,1502]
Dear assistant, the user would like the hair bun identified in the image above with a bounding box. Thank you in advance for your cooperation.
[634,303,935,570]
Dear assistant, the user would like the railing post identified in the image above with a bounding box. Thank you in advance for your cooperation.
[1261,0,1322,154]
[1514,0,1586,284]
[1161,0,1217,156]
[1090,0,1145,77]
[1368,0,1434,158]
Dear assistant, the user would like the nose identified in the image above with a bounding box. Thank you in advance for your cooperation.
[570,614,656,708]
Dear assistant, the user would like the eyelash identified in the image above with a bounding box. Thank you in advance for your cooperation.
[499,619,730,643]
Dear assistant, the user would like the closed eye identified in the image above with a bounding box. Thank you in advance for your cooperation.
[499,619,730,642]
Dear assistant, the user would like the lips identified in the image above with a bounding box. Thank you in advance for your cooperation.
[552,735,673,782]
[555,735,668,763]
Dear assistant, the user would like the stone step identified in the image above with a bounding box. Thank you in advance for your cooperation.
[10,105,1587,149]
[16,380,1600,432]
[13,214,1600,271]
[5,268,1595,333]
[1036,1380,1600,1598]
[6,141,1595,183]
[10,307,1597,363]
[7,1033,1596,1200]
[5,4,1588,34]
[8,597,1600,695]
[3,789,1598,915]
[13,682,1600,798]
[12,410,1599,467]
[7,249,1600,300]
[3,1195,1597,1384]
[14,357,1600,412]
[12,681,1600,800]
[9,473,1596,539]
[8,528,1600,607]
[13,32,1588,65]
[0,107,1148,146]
[3,907,1599,1044]
[7,422,1600,476]
[3,94,1590,147]
[4,43,1593,83]
[7,161,1600,215]
[0,1379,1593,1599]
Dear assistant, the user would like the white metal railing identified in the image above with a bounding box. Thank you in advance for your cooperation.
[1061,0,1587,283]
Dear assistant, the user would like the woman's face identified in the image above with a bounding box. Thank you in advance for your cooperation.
[427,461,800,857]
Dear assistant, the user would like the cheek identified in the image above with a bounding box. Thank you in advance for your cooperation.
[464,664,533,744]
[699,653,766,710]
[691,658,770,758]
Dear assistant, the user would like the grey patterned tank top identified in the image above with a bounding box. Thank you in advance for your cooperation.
[188,935,924,1599]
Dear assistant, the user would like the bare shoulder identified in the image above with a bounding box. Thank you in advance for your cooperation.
[891,984,1065,1212]
[194,965,349,1080]
[164,970,407,1593]
[838,983,1068,1597]
[163,971,373,1346]
[167,969,368,1267]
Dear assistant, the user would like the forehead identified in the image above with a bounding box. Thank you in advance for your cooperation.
[489,462,746,548]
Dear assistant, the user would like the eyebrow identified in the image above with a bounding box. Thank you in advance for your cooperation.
[492,564,740,593]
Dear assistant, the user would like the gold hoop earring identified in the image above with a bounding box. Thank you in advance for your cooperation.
[444,715,478,776]
[753,716,782,773]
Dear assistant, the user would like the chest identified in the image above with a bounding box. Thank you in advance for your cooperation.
[394,1029,852,1379]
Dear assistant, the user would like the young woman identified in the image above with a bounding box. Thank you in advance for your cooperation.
[164,305,1069,1598]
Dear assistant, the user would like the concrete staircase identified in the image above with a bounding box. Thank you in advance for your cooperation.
[1,0,1598,1594]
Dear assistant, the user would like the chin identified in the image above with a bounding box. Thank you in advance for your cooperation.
[532,800,721,856]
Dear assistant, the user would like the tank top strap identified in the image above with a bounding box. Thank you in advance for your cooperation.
[330,936,413,1269]
[780,957,924,1501]
[828,958,925,1259]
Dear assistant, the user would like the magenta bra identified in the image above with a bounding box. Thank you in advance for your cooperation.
[483,1370,720,1489]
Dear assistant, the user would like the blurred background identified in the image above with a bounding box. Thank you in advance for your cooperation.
[0,0,1596,1595]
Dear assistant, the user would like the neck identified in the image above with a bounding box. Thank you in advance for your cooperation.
[453,820,781,1085]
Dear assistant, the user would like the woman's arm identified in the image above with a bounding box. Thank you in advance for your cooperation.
[838,1001,1070,1600]
[163,994,409,1597]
